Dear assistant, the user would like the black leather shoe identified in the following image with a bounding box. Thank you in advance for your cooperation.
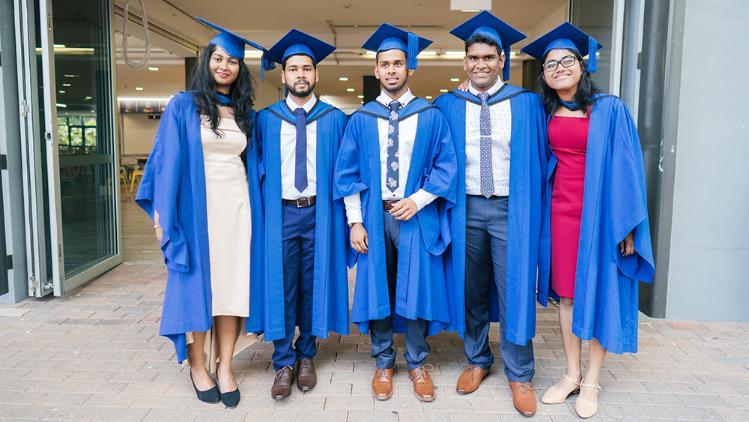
[189,369,220,404]
[216,363,240,408]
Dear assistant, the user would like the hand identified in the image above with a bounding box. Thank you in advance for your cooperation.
[389,198,418,221]
[153,211,163,243]
[457,79,470,91]
[619,231,635,256]
[350,223,368,254]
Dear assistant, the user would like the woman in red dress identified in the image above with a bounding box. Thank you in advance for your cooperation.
[522,23,654,419]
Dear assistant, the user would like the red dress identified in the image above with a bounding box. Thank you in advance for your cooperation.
[549,115,590,298]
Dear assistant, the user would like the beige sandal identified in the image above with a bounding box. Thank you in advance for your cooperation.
[541,374,581,404]
[575,380,602,419]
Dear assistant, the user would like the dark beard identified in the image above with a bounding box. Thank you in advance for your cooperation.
[287,80,315,98]
[382,77,407,95]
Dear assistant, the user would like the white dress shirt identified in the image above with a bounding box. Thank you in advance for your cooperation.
[465,78,512,196]
[344,89,437,225]
[280,94,317,200]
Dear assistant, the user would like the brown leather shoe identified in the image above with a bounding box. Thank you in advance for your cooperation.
[456,365,489,395]
[271,366,294,400]
[371,367,394,400]
[408,366,436,402]
[296,358,317,391]
[510,381,537,417]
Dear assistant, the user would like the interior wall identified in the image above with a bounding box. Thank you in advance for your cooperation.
[119,77,282,158]
[664,0,749,321]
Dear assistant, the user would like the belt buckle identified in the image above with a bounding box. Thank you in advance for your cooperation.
[297,197,310,208]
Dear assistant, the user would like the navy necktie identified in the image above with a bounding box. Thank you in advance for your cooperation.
[478,92,494,197]
[294,107,308,193]
[386,100,401,193]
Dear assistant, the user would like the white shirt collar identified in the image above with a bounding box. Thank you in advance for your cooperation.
[468,78,504,97]
[286,94,317,113]
[376,89,415,108]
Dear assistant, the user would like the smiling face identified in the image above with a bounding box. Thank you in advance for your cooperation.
[464,42,504,90]
[209,46,240,89]
[282,54,318,98]
[542,48,583,92]
[374,49,409,95]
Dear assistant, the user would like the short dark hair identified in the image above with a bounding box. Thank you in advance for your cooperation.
[464,33,501,54]
[281,54,317,70]
[537,49,601,115]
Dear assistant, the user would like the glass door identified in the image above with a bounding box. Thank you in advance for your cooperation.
[16,0,120,297]
[50,0,121,290]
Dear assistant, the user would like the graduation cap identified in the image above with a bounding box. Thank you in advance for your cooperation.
[361,23,433,70]
[521,22,604,73]
[195,17,274,79]
[266,29,336,66]
[449,11,526,81]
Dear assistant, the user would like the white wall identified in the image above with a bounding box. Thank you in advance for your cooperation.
[664,0,749,321]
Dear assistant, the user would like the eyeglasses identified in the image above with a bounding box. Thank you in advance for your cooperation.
[543,55,578,73]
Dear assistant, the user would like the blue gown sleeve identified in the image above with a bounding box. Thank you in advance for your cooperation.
[135,97,189,273]
[333,115,368,199]
[610,102,655,282]
[416,110,458,255]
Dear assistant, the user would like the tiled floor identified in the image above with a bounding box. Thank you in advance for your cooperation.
[0,198,747,421]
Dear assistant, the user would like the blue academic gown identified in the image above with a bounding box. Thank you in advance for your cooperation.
[334,98,458,335]
[433,85,548,345]
[537,95,655,354]
[248,100,350,341]
[135,92,264,363]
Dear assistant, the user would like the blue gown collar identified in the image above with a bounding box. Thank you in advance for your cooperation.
[264,98,335,124]
[447,83,529,105]
[356,97,434,121]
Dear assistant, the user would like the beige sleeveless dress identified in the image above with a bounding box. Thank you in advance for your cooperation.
[186,107,257,372]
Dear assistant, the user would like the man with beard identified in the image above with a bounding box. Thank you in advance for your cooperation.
[252,29,349,401]
[334,23,457,403]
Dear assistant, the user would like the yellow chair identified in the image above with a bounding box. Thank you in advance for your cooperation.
[119,166,129,186]
[129,168,144,195]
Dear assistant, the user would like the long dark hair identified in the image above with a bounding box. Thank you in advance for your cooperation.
[537,49,600,115]
[189,43,255,138]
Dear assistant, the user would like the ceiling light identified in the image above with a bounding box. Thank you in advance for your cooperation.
[425,96,433,100]
[53,44,66,48]
[357,95,364,99]
[439,89,448,93]
[450,78,460,82]
[56,103,67,108]
[84,96,92,101]
[147,66,159,71]
[244,50,263,59]
[62,83,72,87]
[58,90,66,94]
[135,87,144,91]
[339,77,349,81]
[346,88,355,92]
[64,74,79,78]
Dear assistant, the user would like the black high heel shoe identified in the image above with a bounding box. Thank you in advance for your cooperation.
[189,368,221,404]
[216,362,240,408]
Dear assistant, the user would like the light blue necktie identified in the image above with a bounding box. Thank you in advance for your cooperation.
[386,100,401,193]
[478,92,494,197]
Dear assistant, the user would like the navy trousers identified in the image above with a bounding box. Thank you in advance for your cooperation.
[463,195,534,382]
[369,212,430,370]
[272,203,318,370]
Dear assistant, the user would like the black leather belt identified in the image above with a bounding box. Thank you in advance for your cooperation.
[284,196,316,208]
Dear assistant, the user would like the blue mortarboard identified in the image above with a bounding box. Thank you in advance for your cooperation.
[361,23,433,70]
[266,29,336,66]
[195,17,274,79]
[449,11,526,81]
[521,22,604,73]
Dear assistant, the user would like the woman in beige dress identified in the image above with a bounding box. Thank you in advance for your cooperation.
[136,18,267,408]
